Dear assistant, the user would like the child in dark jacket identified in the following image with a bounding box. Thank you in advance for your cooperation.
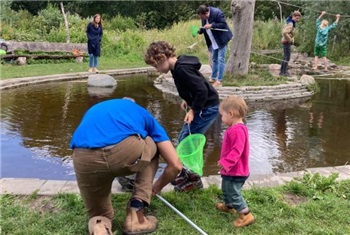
[145,41,220,192]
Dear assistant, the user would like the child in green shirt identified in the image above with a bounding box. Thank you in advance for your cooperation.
[313,11,340,71]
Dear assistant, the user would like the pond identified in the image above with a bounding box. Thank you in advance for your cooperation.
[1,75,350,180]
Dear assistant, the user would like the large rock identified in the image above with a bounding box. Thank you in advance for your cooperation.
[87,74,117,87]
[269,64,281,76]
[299,74,315,85]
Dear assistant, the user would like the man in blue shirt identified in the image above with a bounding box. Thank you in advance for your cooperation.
[70,98,182,235]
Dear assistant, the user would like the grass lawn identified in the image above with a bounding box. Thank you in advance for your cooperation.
[1,173,349,235]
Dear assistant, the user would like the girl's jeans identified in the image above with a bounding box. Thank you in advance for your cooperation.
[211,45,228,81]
[221,175,248,212]
[89,54,99,68]
[178,104,219,143]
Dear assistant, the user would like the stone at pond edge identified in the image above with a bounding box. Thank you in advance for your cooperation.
[299,74,315,85]
[87,74,117,87]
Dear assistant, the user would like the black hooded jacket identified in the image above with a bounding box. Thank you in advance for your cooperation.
[170,55,219,112]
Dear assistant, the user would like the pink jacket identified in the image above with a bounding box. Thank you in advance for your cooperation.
[218,123,250,177]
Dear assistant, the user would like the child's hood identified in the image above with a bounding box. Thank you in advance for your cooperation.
[175,55,202,70]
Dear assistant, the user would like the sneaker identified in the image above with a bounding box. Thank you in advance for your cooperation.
[208,78,216,83]
[170,168,189,186]
[212,81,222,87]
[215,203,236,214]
[233,212,255,228]
[174,178,203,192]
[117,177,134,192]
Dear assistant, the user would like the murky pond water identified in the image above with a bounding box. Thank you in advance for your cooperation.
[1,75,349,180]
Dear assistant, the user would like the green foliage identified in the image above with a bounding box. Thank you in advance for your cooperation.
[104,14,137,31]
[284,172,343,198]
[34,3,62,35]
[252,20,283,50]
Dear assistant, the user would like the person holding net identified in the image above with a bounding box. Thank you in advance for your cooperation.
[144,41,220,192]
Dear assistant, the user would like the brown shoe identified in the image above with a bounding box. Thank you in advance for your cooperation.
[212,81,222,87]
[88,68,94,73]
[233,212,255,228]
[215,203,236,214]
[88,216,112,235]
[123,208,158,235]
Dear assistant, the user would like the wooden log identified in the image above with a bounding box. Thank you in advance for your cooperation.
[1,54,88,60]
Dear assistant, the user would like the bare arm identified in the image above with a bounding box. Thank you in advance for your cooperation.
[318,11,326,19]
[335,14,340,24]
[152,140,182,194]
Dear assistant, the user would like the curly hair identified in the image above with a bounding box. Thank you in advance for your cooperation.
[144,41,176,67]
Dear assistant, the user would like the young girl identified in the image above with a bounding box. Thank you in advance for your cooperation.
[144,41,220,192]
[86,14,103,73]
[313,11,340,71]
[216,95,254,227]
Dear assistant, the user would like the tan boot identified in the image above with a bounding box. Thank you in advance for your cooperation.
[88,216,112,235]
[233,212,255,228]
[94,68,99,73]
[215,203,236,214]
[123,208,158,235]
[88,67,94,73]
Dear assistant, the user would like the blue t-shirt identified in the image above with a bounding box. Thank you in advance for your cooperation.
[70,99,170,149]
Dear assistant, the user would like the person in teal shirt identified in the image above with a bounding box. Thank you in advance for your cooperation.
[313,11,340,71]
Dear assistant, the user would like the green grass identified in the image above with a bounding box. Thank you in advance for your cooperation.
[224,70,288,86]
[1,173,349,235]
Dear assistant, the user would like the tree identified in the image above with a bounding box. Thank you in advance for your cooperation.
[226,0,256,75]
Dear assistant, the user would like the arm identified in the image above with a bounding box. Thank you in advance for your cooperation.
[282,23,294,43]
[328,14,341,30]
[218,127,245,172]
[152,141,182,194]
[86,23,92,40]
[210,9,228,29]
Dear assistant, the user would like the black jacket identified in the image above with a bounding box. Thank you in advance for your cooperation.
[170,55,219,112]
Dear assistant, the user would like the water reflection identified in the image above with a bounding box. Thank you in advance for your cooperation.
[1,76,349,180]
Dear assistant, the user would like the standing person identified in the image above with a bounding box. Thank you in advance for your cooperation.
[279,10,302,77]
[70,98,182,235]
[87,14,103,73]
[144,41,220,192]
[216,95,255,228]
[313,11,340,71]
[197,5,233,88]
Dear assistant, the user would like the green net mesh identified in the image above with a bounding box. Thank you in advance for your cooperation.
[190,25,200,37]
[176,134,206,176]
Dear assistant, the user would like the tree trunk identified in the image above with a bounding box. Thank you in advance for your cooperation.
[226,0,255,75]
[60,2,70,43]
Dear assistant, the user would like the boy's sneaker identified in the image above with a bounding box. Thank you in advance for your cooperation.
[117,176,135,192]
[171,168,190,186]
[174,177,203,192]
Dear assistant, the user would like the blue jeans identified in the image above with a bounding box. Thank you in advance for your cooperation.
[221,175,248,212]
[178,104,219,143]
[211,45,227,81]
[89,54,99,67]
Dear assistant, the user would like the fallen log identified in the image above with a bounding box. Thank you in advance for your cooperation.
[1,54,88,60]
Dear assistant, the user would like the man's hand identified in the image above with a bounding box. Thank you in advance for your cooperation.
[203,24,212,29]
[290,38,295,45]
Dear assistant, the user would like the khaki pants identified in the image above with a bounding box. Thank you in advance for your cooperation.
[72,136,159,220]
